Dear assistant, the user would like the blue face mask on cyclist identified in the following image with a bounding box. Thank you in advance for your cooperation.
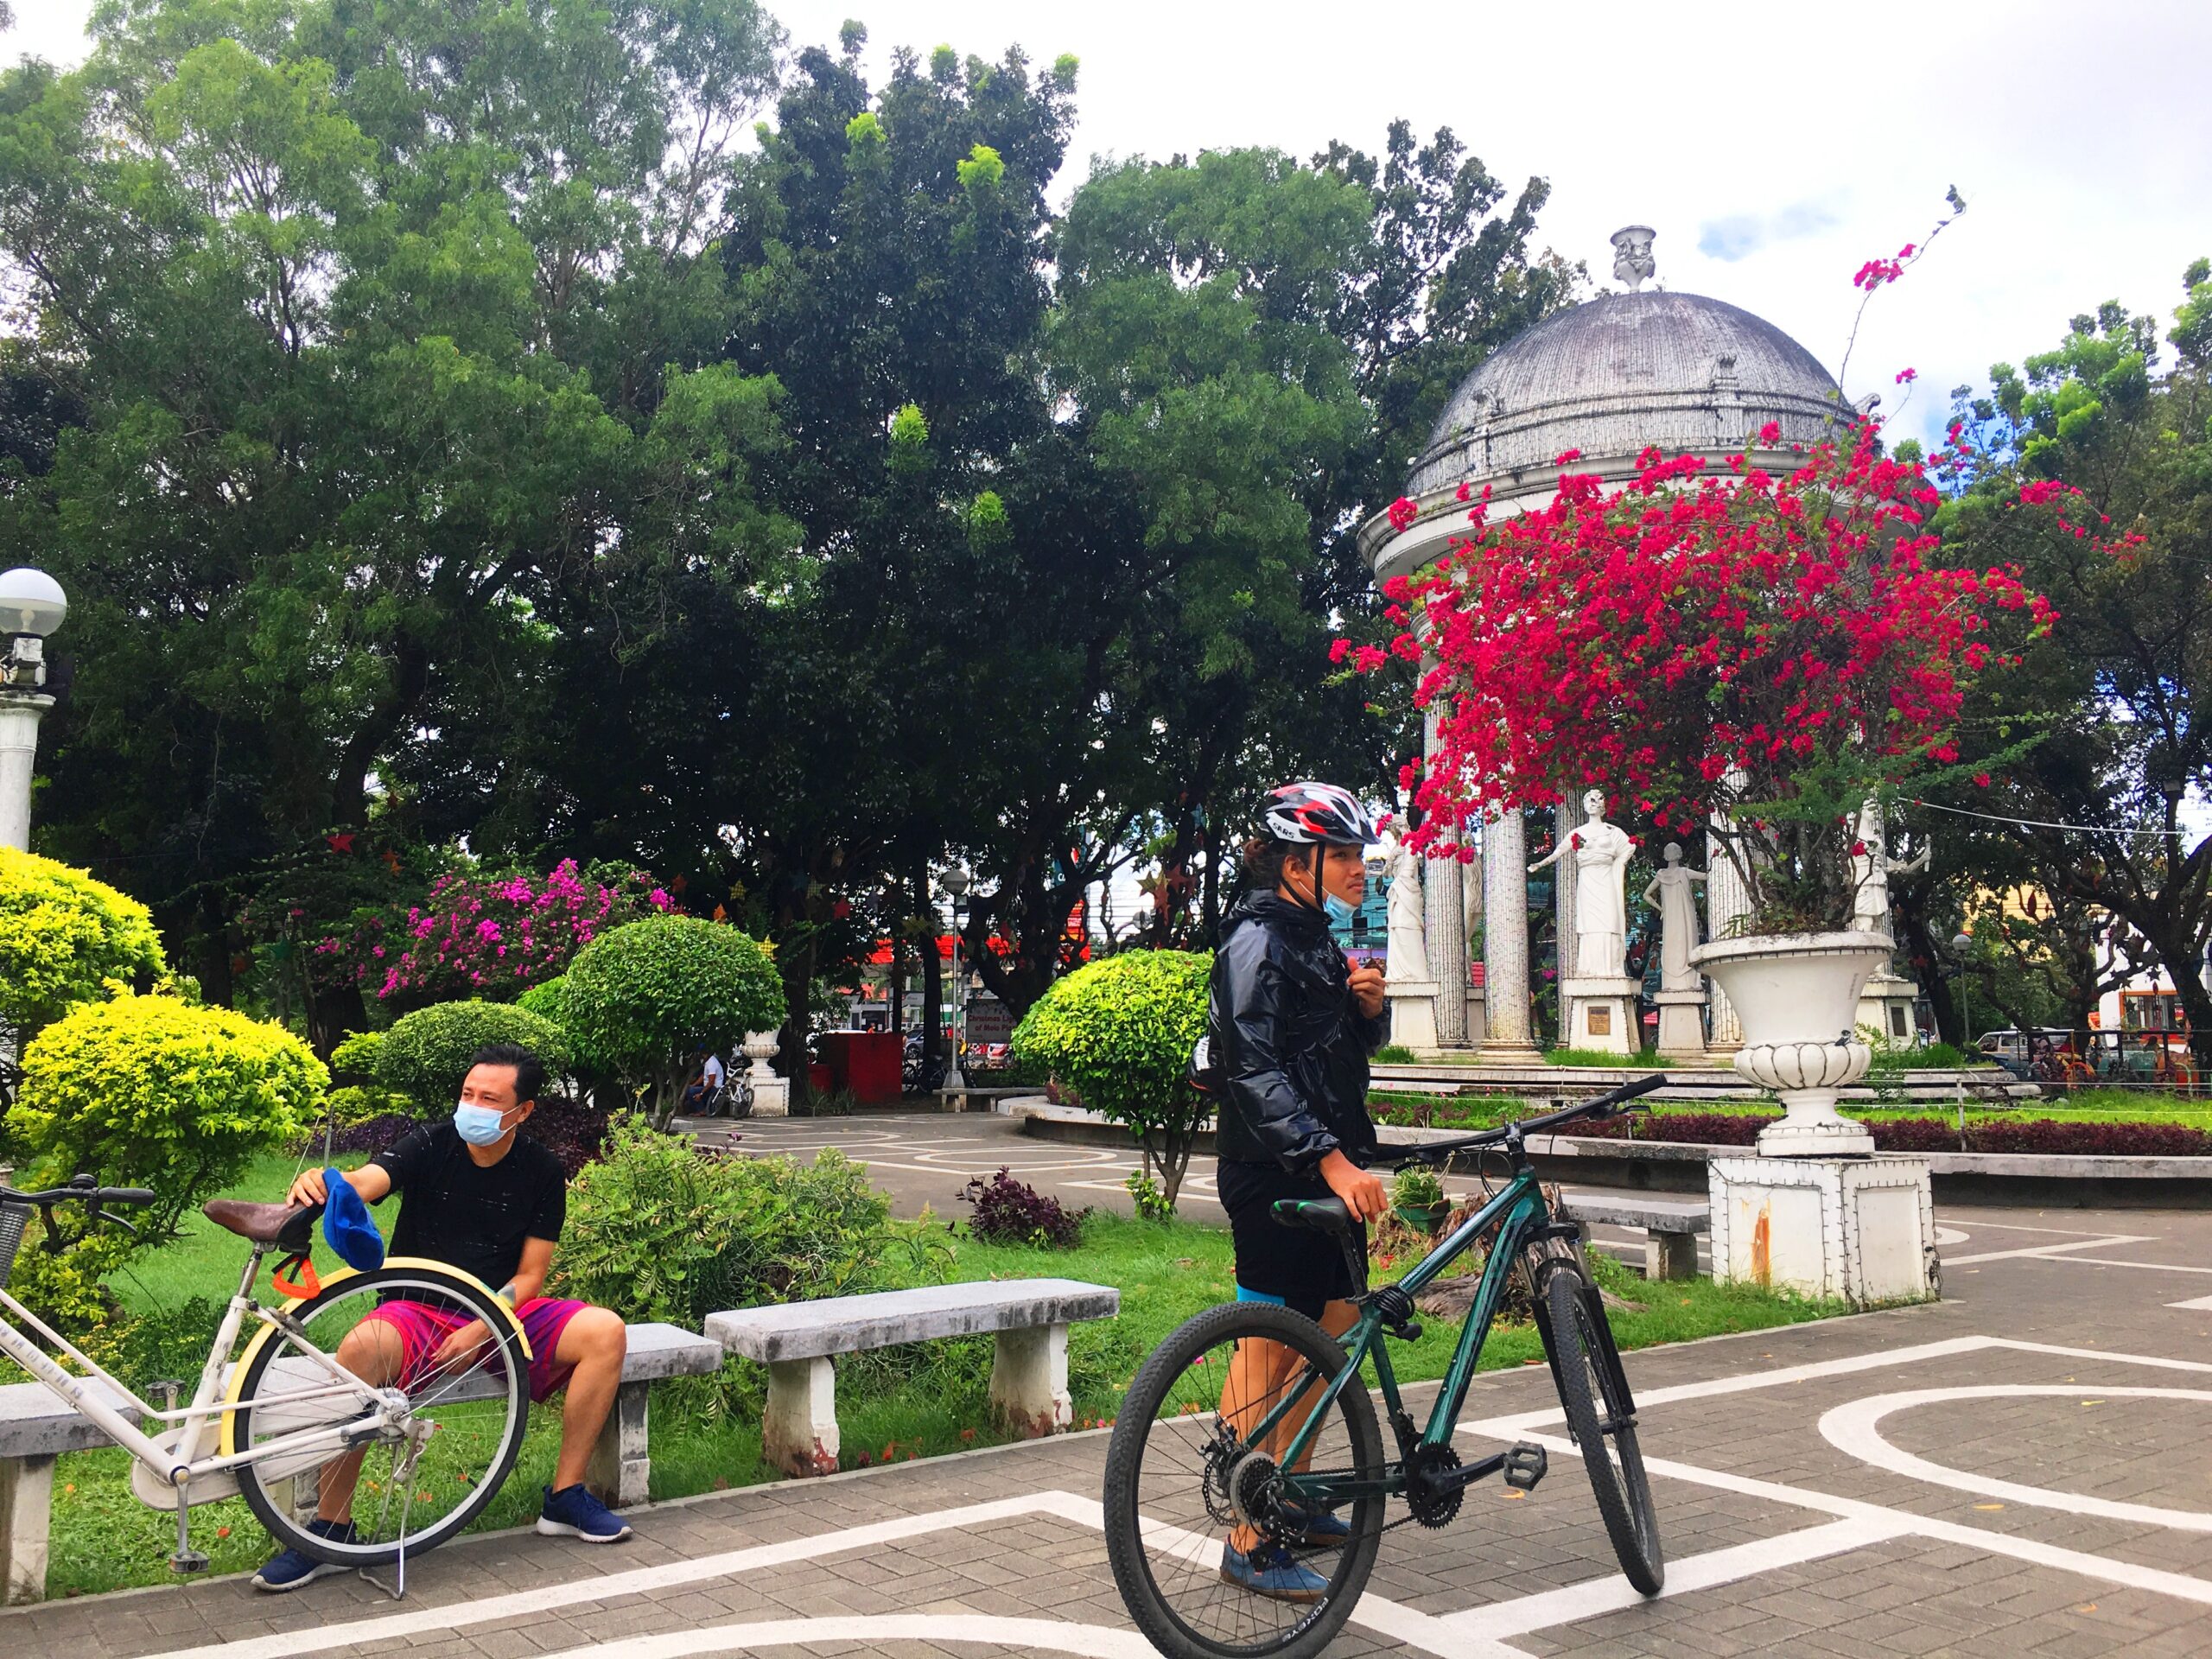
[1324,891,1357,925]
[452,1102,511,1146]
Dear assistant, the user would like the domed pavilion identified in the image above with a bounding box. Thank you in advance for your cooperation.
[1357,228,1854,1057]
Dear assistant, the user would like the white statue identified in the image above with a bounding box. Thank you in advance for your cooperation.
[1382,838,1428,985]
[1849,798,1929,938]
[1529,788,1634,979]
[1641,842,1707,991]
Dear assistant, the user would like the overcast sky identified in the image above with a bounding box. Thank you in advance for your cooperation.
[15,0,2212,448]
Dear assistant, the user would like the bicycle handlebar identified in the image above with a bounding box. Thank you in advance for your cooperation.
[0,1176,157,1208]
[1373,1073,1668,1169]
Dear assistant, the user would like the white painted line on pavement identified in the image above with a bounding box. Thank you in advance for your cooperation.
[530,1614,1155,1658]
[1444,1515,1909,1639]
[2050,1256,2212,1275]
[1817,1384,2212,1529]
[1941,1235,2155,1266]
[2167,1294,2212,1311]
[136,1494,1058,1659]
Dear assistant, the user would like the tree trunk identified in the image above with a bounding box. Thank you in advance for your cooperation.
[913,861,944,1065]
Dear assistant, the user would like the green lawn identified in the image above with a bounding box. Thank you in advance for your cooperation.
[19,1150,1848,1598]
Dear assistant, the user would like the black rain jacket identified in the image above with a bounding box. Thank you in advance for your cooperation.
[1208,891,1385,1173]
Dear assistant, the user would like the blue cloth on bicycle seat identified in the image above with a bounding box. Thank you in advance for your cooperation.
[320,1169,385,1271]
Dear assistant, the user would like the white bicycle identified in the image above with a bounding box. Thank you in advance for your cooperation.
[0,1173,533,1578]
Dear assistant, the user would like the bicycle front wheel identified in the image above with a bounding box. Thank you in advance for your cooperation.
[1537,1261,1663,1593]
[232,1264,531,1567]
[1103,1300,1385,1659]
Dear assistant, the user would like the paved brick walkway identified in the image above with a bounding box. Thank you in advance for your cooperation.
[9,1202,2212,1657]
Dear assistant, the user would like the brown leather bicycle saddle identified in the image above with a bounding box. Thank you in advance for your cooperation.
[203,1199,317,1251]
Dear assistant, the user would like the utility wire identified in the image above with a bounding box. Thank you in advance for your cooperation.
[1906,798,2195,838]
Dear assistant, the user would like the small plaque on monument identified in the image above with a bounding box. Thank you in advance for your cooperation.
[1586,1005,1611,1037]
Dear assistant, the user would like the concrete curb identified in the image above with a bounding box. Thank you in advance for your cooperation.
[1009,1100,2212,1208]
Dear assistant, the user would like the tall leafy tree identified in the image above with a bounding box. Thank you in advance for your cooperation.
[0,0,788,1024]
[1936,263,2212,1061]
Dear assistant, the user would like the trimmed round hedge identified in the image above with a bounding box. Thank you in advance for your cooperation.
[0,847,167,1038]
[375,999,571,1115]
[561,917,783,1120]
[1011,950,1211,1208]
[9,992,323,1243]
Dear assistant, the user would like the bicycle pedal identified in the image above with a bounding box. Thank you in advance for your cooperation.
[1503,1442,1548,1491]
[168,1548,210,1575]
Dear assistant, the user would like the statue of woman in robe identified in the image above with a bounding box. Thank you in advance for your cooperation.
[1641,842,1707,990]
[1529,788,1634,978]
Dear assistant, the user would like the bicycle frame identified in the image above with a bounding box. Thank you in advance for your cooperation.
[1241,1164,1556,1509]
[0,1235,381,1494]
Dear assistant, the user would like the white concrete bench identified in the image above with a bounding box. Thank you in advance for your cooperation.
[1559,1192,1711,1281]
[0,1320,719,1605]
[706,1279,1119,1478]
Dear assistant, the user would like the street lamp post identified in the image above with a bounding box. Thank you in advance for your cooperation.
[1950,931,1974,1048]
[943,865,971,1090]
[0,568,67,853]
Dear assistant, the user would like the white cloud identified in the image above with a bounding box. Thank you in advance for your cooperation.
[17,0,2212,457]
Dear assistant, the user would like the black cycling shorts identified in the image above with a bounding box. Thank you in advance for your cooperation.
[1216,1158,1364,1321]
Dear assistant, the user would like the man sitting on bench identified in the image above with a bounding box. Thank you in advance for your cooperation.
[255,1043,632,1591]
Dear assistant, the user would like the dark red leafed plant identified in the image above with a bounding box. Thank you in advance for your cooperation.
[958,1166,1090,1248]
[1354,423,2091,931]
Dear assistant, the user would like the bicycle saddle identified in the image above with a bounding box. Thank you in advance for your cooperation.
[202,1199,317,1251]
[1270,1196,1358,1236]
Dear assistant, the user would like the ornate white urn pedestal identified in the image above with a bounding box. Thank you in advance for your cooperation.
[1560,975,1641,1056]
[743,1030,789,1116]
[1690,931,1936,1305]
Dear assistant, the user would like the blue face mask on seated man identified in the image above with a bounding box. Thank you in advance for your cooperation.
[453,1102,512,1146]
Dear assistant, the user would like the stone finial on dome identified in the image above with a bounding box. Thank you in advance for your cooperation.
[1611,226,1656,292]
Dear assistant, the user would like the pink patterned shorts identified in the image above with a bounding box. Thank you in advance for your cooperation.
[359,1296,588,1404]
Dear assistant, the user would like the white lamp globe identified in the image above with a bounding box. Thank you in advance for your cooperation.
[0,568,67,639]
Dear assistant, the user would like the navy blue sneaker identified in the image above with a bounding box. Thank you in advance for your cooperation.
[536,1482,632,1542]
[1220,1540,1326,1602]
[251,1517,355,1592]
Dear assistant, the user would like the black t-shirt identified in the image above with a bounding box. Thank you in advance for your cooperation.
[369,1122,567,1292]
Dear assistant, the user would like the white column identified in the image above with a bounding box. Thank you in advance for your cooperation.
[1705,801,1748,1054]
[0,696,52,853]
[1421,695,1468,1047]
[1482,810,1535,1053]
[1553,800,1580,979]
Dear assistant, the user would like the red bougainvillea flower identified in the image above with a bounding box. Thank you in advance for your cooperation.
[1350,422,2078,926]
[1894,367,1918,385]
[1387,496,1419,533]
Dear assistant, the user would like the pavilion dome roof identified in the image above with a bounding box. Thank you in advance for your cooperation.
[1407,288,1847,499]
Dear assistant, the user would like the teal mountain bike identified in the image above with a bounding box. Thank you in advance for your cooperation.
[1103,1077,1668,1659]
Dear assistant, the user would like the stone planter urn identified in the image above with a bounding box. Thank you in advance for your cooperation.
[1688,931,1895,1158]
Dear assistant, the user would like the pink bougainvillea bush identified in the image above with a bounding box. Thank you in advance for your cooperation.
[315,860,675,1007]
[1350,424,2104,931]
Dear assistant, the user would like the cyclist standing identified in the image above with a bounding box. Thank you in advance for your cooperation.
[1205,781,1391,1600]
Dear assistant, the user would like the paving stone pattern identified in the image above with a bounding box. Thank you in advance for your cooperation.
[8,1198,2212,1656]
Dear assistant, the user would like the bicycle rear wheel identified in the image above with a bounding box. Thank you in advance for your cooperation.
[1537,1260,1663,1593]
[1103,1300,1385,1659]
[232,1264,531,1567]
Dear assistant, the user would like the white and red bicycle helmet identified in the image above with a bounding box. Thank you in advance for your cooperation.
[1262,781,1381,847]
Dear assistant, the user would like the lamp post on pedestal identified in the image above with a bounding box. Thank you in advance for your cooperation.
[1950,931,1975,1047]
[0,568,67,852]
[943,865,971,1090]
